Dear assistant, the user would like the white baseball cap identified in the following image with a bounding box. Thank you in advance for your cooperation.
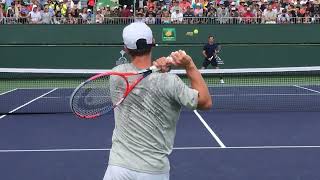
[122,22,153,50]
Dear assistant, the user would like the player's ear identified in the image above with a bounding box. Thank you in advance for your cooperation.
[123,46,129,53]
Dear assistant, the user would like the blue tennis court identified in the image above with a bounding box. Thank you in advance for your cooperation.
[1,83,320,180]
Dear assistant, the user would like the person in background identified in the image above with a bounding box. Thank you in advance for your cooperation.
[0,3,4,23]
[179,0,191,13]
[95,8,104,23]
[28,5,41,23]
[201,35,224,83]
[87,0,94,11]
[183,6,195,24]
[242,7,254,23]
[262,4,277,23]
[171,7,183,23]
[41,6,52,23]
[277,8,290,23]
[145,10,156,24]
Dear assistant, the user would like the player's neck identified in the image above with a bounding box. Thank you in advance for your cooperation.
[131,54,152,69]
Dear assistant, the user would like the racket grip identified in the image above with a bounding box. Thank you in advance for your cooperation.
[150,56,173,72]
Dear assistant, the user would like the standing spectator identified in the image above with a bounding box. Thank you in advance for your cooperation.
[28,5,41,23]
[262,4,277,23]
[183,6,195,24]
[179,0,191,13]
[41,6,52,23]
[87,0,94,11]
[171,7,183,23]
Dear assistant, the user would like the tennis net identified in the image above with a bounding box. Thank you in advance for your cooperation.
[1,66,320,115]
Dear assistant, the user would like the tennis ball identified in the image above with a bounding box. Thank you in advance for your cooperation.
[193,29,199,34]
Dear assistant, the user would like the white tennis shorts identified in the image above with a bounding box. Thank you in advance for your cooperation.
[103,165,169,180]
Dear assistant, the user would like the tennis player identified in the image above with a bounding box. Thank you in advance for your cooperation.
[201,35,224,83]
[103,22,212,180]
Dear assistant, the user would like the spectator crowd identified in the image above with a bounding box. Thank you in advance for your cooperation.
[1,0,320,24]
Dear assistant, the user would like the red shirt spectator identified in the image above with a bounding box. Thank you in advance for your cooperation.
[147,0,155,10]
[242,7,254,23]
[121,5,132,17]
[179,0,191,13]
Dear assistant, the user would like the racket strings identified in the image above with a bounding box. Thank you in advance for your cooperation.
[71,75,127,117]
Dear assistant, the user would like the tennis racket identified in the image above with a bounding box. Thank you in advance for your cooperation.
[70,58,172,119]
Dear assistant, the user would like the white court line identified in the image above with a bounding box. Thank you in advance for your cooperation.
[193,110,226,148]
[0,88,58,119]
[293,85,320,94]
[34,93,320,99]
[0,88,18,96]
[2,145,320,153]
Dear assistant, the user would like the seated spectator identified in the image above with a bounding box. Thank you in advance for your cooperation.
[161,9,171,23]
[147,0,155,10]
[145,10,155,24]
[194,3,203,16]
[179,0,191,13]
[242,7,254,23]
[170,0,180,13]
[217,3,229,23]
[0,4,4,23]
[183,6,195,24]
[191,0,201,9]
[155,10,162,24]
[230,7,240,23]
[206,6,217,24]
[277,9,290,23]
[41,6,52,24]
[121,5,131,17]
[67,12,77,24]
[262,4,277,23]
[95,8,104,23]
[79,7,88,23]
[28,5,41,23]
[135,12,146,22]
[171,6,183,23]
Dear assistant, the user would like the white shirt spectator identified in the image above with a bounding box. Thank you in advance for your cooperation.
[29,10,42,23]
[145,16,155,24]
[41,12,52,24]
[277,12,290,23]
[263,9,277,23]
[171,10,183,23]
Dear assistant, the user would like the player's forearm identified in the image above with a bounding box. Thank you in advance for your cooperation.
[185,62,212,110]
[202,51,207,58]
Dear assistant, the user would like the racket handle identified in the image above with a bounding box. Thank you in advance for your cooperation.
[150,56,173,72]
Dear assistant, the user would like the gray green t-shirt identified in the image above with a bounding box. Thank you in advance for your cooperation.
[108,63,199,174]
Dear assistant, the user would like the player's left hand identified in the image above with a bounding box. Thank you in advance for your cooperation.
[153,57,172,73]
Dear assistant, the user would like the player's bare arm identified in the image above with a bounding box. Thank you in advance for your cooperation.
[153,50,212,110]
